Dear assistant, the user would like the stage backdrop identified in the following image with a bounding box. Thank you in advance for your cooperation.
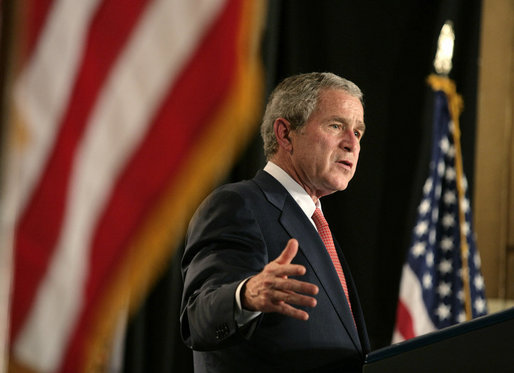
[123,0,481,371]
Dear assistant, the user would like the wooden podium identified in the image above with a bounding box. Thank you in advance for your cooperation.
[363,307,514,373]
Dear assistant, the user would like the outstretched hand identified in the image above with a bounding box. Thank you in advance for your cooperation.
[242,239,319,321]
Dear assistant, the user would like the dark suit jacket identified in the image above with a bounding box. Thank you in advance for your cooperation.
[180,170,370,372]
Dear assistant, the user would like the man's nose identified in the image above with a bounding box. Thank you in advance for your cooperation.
[341,129,359,152]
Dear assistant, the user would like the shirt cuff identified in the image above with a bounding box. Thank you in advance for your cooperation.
[235,278,261,327]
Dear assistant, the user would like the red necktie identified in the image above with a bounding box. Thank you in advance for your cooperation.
[312,208,354,318]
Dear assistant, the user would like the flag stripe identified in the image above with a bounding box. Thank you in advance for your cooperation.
[9,0,264,370]
[22,0,54,62]
[13,0,101,220]
[84,0,228,307]
[84,0,231,306]
[82,0,263,369]
[14,1,225,366]
[395,300,415,340]
[12,0,153,368]
[61,1,230,369]
[11,0,104,342]
[393,264,435,343]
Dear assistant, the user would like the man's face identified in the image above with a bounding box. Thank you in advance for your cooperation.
[289,89,365,199]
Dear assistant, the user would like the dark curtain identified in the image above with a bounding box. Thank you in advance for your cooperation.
[123,0,482,371]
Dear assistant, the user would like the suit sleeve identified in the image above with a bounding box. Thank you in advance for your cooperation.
[180,187,268,351]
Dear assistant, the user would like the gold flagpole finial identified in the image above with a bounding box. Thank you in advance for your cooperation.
[433,21,455,76]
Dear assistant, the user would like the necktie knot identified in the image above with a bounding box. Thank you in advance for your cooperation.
[312,208,334,249]
[312,208,329,230]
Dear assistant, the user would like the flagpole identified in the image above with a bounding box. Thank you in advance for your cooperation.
[431,20,472,321]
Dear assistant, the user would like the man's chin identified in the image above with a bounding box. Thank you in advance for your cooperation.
[338,184,349,191]
[327,181,350,194]
[334,176,352,190]
[331,171,353,189]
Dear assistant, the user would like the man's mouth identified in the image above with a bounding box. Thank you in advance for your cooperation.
[338,160,353,169]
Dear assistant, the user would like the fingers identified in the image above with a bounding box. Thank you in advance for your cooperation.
[274,285,318,309]
[243,277,318,320]
[271,239,306,278]
[275,238,298,265]
[268,298,312,321]
[243,275,318,308]
[276,276,319,297]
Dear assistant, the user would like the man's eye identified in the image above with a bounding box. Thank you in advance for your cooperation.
[354,130,362,139]
[330,123,341,129]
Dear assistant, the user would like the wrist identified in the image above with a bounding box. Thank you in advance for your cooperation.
[241,277,256,311]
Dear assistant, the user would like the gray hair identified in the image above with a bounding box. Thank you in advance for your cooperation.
[260,72,363,160]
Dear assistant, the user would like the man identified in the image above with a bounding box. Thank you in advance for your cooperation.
[180,72,370,372]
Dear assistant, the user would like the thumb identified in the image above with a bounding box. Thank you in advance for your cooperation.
[275,238,299,265]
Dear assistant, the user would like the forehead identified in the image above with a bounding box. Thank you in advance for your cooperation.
[318,88,362,109]
[312,89,364,121]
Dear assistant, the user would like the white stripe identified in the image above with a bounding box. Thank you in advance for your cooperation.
[14,0,226,370]
[391,329,403,344]
[9,0,102,369]
[12,0,103,220]
[393,264,435,343]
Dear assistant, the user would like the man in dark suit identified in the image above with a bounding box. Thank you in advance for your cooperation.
[180,72,370,372]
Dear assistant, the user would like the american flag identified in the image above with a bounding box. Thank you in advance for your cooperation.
[1,0,264,371]
[393,75,487,342]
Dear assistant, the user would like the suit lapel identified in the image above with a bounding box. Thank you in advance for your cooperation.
[334,239,370,353]
[253,171,362,353]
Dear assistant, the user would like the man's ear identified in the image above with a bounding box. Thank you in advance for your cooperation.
[273,118,293,153]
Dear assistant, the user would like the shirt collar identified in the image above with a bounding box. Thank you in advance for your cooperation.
[263,161,321,222]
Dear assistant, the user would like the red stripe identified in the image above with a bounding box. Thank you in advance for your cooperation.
[11,0,151,343]
[20,0,54,62]
[395,299,416,340]
[59,0,243,371]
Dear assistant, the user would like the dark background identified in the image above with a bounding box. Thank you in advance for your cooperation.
[123,1,482,371]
